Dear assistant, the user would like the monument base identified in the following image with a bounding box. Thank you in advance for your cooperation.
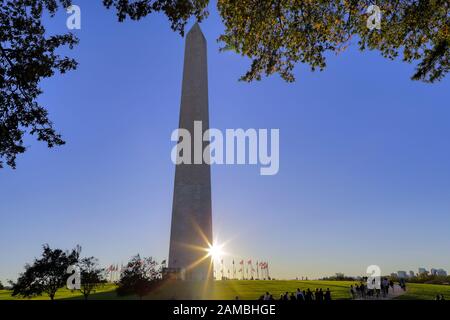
[162,267,186,280]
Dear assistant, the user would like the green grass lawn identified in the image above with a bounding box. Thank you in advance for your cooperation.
[143,280,358,300]
[0,280,356,300]
[393,283,450,300]
[0,283,119,300]
[2,281,450,300]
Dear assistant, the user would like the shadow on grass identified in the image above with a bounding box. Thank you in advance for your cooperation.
[60,279,214,300]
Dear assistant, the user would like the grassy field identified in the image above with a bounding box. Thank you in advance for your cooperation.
[0,283,119,300]
[1,280,450,300]
[0,280,355,300]
[144,280,358,300]
[393,283,450,300]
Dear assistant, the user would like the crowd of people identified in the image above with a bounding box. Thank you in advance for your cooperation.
[244,278,412,301]
[349,278,404,299]
[235,278,447,301]
[253,288,333,301]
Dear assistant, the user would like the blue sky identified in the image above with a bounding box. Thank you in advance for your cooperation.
[1,1,449,283]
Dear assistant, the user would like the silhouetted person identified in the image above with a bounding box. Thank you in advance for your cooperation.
[360,283,366,298]
[314,288,320,302]
[305,289,313,302]
[350,285,356,299]
[324,288,331,301]
[296,288,304,302]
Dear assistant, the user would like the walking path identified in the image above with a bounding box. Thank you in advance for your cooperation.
[385,285,405,299]
[356,285,405,300]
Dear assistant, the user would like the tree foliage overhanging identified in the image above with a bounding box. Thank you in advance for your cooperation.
[1,0,449,168]
[0,0,78,169]
[103,0,449,83]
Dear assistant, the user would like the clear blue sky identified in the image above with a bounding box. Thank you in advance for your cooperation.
[1,1,449,283]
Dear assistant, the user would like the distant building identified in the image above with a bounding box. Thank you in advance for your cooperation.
[418,268,428,275]
[397,271,408,279]
[417,267,447,277]
[437,269,447,276]
[409,271,415,278]
[390,273,398,278]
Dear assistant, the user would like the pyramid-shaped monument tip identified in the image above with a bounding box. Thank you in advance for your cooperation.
[187,22,205,39]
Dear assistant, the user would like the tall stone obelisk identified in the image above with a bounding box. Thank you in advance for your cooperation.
[168,23,213,281]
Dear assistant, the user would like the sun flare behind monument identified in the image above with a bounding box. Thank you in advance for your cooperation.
[206,243,224,261]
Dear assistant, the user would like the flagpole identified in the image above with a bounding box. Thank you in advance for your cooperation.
[232,260,235,280]
[265,262,268,279]
[245,262,248,280]
[262,262,266,280]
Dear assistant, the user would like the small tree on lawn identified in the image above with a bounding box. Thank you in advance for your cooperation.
[117,255,161,299]
[78,257,105,300]
[11,244,80,300]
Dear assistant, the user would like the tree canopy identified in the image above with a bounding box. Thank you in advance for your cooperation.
[117,255,161,298]
[102,0,209,35]
[1,0,448,168]
[78,256,105,300]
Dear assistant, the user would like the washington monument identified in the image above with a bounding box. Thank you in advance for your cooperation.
[168,23,213,280]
